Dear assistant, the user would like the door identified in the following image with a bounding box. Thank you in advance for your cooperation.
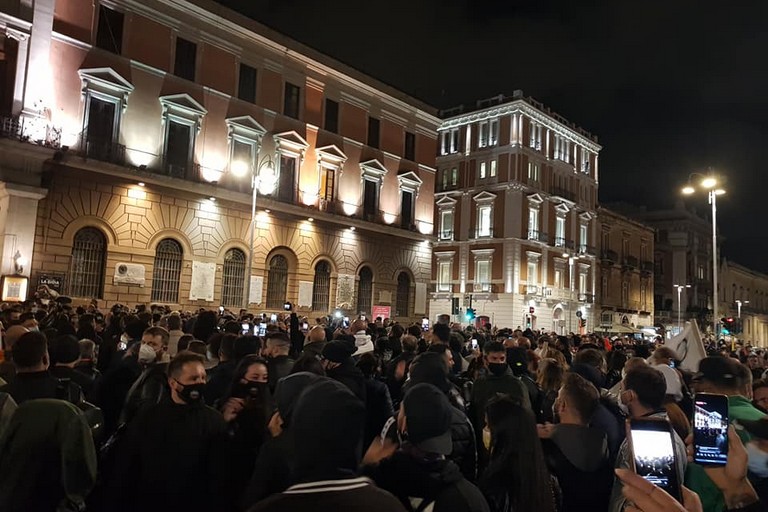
[401,190,414,228]
[363,180,378,219]
[86,97,116,160]
[278,156,296,203]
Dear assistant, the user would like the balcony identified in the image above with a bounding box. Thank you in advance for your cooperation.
[522,284,540,295]
[527,230,549,244]
[601,249,618,265]
[551,186,577,202]
[470,227,495,239]
[438,229,454,241]
[622,256,639,271]
[553,237,575,250]
[578,244,597,256]
[473,282,496,293]
[77,133,126,166]
[0,116,22,139]
[641,260,654,276]
[161,160,201,181]
[578,293,595,303]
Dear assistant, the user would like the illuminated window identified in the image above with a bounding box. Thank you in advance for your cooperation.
[479,161,487,179]
[440,129,460,155]
[490,159,497,177]
[528,162,540,182]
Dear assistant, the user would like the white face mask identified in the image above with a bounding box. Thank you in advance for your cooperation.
[138,343,156,364]
[747,441,768,478]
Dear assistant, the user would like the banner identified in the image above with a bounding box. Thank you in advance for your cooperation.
[372,305,391,320]
[665,319,707,372]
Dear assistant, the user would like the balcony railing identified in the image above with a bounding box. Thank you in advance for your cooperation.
[473,282,496,293]
[527,230,549,243]
[0,115,22,139]
[601,249,618,264]
[551,187,577,202]
[77,133,126,166]
[578,244,597,256]
[438,229,454,241]
[523,284,539,295]
[470,227,495,239]
[578,293,595,303]
[161,160,201,181]
[553,237,575,249]
[623,256,639,269]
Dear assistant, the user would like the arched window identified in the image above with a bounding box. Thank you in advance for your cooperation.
[151,239,183,303]
[356,266,373,316]
[266,254,289,309]
[395,272,410,317]
[312,260,331,312]
[69,227,107,298]
[221,248,246,307]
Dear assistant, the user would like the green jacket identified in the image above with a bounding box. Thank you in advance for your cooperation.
[0,399,97,511]
[685,395,765,512]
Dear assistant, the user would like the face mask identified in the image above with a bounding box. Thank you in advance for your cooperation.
[138,343,156,364]
[482,427,492,451]
[176,381,205,405]
[238,380,268,400]
[488,363,508,377]
[747,441,768,477]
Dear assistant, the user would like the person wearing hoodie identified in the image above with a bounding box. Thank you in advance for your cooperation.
[538,373,612,511]
[362,383,489,512]
[406,351,478,482]
[321,339,367,402]
[250,378,405,512]
[263,332,295,393]
[350,319,375,356]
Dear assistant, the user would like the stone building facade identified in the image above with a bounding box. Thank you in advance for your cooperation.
[0,0,439,320]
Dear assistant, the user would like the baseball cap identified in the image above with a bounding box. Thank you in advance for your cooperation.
[403,383,453,455]
[693,356,739,386]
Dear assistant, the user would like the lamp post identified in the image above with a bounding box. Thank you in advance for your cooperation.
[234,154,277,310]
[564,252,579,334]
[682,171,725,339]
[673,283,691,332]
[736,299,749,319]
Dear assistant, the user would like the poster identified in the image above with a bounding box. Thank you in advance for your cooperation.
[189,261,216,301]
[415,282,427,315]
[298,281,313,307]
[372,305,391,320]
[249,276,263,304]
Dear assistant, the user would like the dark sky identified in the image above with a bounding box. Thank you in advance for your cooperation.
[219,0,768,271]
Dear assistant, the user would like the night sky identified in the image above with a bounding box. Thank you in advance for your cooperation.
[219,0,768,272]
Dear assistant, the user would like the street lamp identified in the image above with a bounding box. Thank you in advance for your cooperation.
[242,154,277,309]
[681,171,725,339]
[736,299,749,319]
[563,251,580,333]
[673,283,691,332]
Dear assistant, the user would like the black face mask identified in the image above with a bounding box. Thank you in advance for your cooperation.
[237,380,269,400]
[488,363,508,377]
[176,381,205,404]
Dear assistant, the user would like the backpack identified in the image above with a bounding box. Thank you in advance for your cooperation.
[55,377,105,446]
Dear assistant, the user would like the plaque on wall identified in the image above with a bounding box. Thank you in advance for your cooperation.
[336,274,355,309]
[378,290,392,304]
[415,282,427,315]
[114,263,146,286]
[249,276,263,305]
[297,281,313,307]
[190,261,216,301]
[37,273,66,294]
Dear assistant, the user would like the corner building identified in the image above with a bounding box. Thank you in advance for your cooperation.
[429,92,601,333]
[0,0,439,319]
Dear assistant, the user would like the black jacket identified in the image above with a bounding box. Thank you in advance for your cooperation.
[363,450,489,512]
[241,431,294,508]
[450,407,478,483]
[541,424,612,512]
[119,362,170,426]
[327,359,367,403]
[0,370,82,405]
[363,377,394,447]
[205,359,237,406]
[267,355,295,393]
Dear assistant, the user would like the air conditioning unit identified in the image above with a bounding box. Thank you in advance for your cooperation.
[114,263,146,286]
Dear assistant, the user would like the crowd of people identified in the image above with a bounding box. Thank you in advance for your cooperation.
[0,297,766,512]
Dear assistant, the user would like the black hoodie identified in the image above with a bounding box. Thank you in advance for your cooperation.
[541,423,613,512]
[363,450,489,512]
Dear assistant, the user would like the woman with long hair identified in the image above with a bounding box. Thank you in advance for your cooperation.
[536,358,565,424]
[479,396,559,512]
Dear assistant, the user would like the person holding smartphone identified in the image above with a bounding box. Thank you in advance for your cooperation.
[609,365,688,512]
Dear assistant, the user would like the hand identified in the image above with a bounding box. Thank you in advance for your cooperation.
[362,435,398,465]
[615,468,702,512]
[221,397,245,423]
[685,426,758,509]
[537,423,555,439]
[268,411,283,437]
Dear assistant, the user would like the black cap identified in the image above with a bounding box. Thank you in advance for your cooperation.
[274,372,320,427]
[403,383,453,455]
[322,340,357,363]
[693,356,739,386]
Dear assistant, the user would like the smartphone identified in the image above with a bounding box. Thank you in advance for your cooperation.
[693,393,729,466]
[283,302,292,311]
[471,338,478,350]
[258,323,267,337]
[270,313,277,323]
[422,318,430,331]
[219,306,224,313]
[360,314,366,321]
[302,322,309,331]
[343,316,350,328]
[241,323,250,335]
[628,418,682,502]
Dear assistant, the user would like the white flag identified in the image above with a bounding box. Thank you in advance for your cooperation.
[665,319,707,372]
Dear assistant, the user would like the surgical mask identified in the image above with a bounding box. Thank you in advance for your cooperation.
[482,427,492,451]
[176,381,205,405]
[488,363,508,377]
[747,441,768,478]
[138,343,156,364]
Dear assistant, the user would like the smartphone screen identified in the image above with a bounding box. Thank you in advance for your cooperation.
[422,319,430,331]
[693,393,729,466]
[219,306,224,313]
[241,323,250,334]
[302,322,309,331]
[343,316,350,328]
[471,338,478,350]
[629,418,681,502]
[270,313,277,323]
[258,323,267,337]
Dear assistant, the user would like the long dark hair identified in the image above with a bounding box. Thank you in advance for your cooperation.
[480,396,555,512]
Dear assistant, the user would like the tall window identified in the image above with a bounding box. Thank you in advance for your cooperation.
[479,161,487,179]
[476,260,491,288]
[284,82,300,119]
[490,159,497,177]
[319,165,335,201]
[404,131,416,161]
[324,99,339,133]
[440,210,453,240]
[356,266,373,315]
[477,205,492,237]
[400,190,414,228]
[96,5,124,54]
[396,272,410,317]
[165,120,192,177]
[579,224,588,252]
[238,64,257,103]
[277,155,297,203]
[528,207,540,238]
[438,261,452,292]
[266,255,289,309]
[441,129,459,155]
[367,117,380,148]
[85,97,117,160]
[489,119,499,145]
[151,239,182,303]
[579,273,587,295]
[69,227,106,298]
[621,281,629,307]
[529,122,542,150]
[174,37,196,81]
[555,217,566,247]
[312,261,331,312]
[363,179,379,219]
[221,248,246,307]
[527,259,539,286]
[451,167,458,186]
[478,121,489,148]
[555,268,563,289]
[528,162,540,182]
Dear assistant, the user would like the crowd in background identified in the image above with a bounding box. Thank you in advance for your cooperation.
[0,294,766,512]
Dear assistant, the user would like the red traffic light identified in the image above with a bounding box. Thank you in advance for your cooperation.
[726,317,734,323]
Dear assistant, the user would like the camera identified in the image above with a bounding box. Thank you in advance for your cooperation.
[283,301,292,312]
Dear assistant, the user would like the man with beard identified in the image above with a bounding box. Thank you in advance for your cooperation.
[119,327,171,425]
[106,352,232,512]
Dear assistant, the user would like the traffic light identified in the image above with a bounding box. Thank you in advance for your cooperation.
[721,317,734,334]
[579,318,587,328]
[465,308,476,322]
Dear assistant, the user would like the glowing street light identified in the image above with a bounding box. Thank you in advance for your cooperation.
[242,155,277,309]
[673,284,691,332]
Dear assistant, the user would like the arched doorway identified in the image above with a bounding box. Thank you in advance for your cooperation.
[553,306,565,335]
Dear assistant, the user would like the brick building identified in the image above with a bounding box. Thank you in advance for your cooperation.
[429,92,601,333]
[0,0,439,319]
